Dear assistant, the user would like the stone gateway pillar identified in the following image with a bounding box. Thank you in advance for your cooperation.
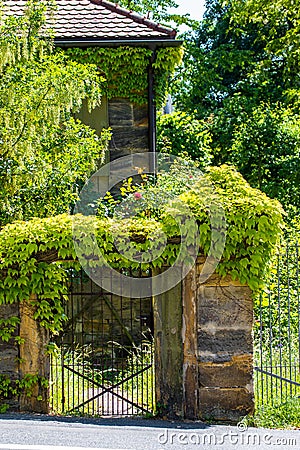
[19,296,49,413]
[153,259,254,422]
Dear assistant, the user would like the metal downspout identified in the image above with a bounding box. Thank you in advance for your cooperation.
[148,49,157,176]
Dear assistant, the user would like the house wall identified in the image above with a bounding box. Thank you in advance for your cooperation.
[76,97,149,159]
[76,97,150,193]
[75,97,109,136]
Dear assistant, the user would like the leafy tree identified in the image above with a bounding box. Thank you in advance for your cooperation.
[0,1,110,226]
[156,111,212,166]
[229,0,300,91]
[229,104,300,214]
[171,0,300,216]
[172,0,282,117]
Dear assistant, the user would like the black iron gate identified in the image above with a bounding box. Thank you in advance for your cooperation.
[50,268,155,416]
[254,240,300,407]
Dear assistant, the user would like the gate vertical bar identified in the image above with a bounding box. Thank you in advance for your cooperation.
[277,251,283,402]
[286,242,292,398]
[254,240,300,410]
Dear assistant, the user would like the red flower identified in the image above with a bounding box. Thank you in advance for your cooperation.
[134,192,142,199]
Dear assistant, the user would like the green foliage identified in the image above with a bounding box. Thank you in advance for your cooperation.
[152,47,184,106]
[0,1,111,226]
[228,0,300,90]
[174,0,299,116]
[157,111,212,165]
[0,375,15,411]
[2,118,111,224]
[64,46,151,104]
[0,0,183,225]
[0,373,48,412]
[0,214,75,333]
[181,165,284,290]
[0,163,284,410]
[113,0,177,22]
[99,155,207,220]
[171,0,300,216]
[0,167,283,333]
[0,317,20,342]
[64,46,183,106]
[172,1,264,117]
[111,0,197,29]
[229,104,300,213]
[245,398,300,429]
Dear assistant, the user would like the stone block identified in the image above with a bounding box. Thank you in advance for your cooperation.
[197,267,247,287]
[110,126,149,152]
[133,104,148,127]
[198,329,253,354]
[109,146,132,161]
[0,303,19,381]
[199,355,253,388]
[198,351,239,363]
[108,99,133,126]
[0,303,19,319]
[0,344,18,378]
[199,387,254,422]
[197,285,253,330]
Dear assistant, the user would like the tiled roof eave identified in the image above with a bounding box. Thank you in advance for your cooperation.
[54,37,182,48]
[2,0,179,42]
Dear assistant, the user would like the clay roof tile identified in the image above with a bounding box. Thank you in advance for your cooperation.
[2,0,177,40]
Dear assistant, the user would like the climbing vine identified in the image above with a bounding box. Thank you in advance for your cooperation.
[0,374,49,413]
[0,165,284,410]
[0,165,284,331]
[63,46,184,106]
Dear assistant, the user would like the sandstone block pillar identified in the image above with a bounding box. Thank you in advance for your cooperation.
[19,296,49,413]
[153,260,254,422]
[152,271,184,419]
[196,263,254,421]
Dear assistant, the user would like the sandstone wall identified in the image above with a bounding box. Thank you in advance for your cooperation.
[108,99,149,160]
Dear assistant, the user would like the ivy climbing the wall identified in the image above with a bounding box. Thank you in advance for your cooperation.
[0,165,284,327]
[63,46,184,106]
[0,374,49,413]
[0,164,284,411]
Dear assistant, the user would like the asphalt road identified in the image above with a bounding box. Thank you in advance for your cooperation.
[0,414,299,450]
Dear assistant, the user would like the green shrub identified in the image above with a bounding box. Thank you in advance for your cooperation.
[245,398,300,429]
[157,111,212,167]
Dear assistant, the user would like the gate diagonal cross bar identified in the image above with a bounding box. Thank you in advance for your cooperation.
[50,268,155,416]
[64,364,152,414]
[255,367,300,388]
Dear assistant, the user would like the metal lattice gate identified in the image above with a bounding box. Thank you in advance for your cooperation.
[50,268,155,416]
[254,241,300,407]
